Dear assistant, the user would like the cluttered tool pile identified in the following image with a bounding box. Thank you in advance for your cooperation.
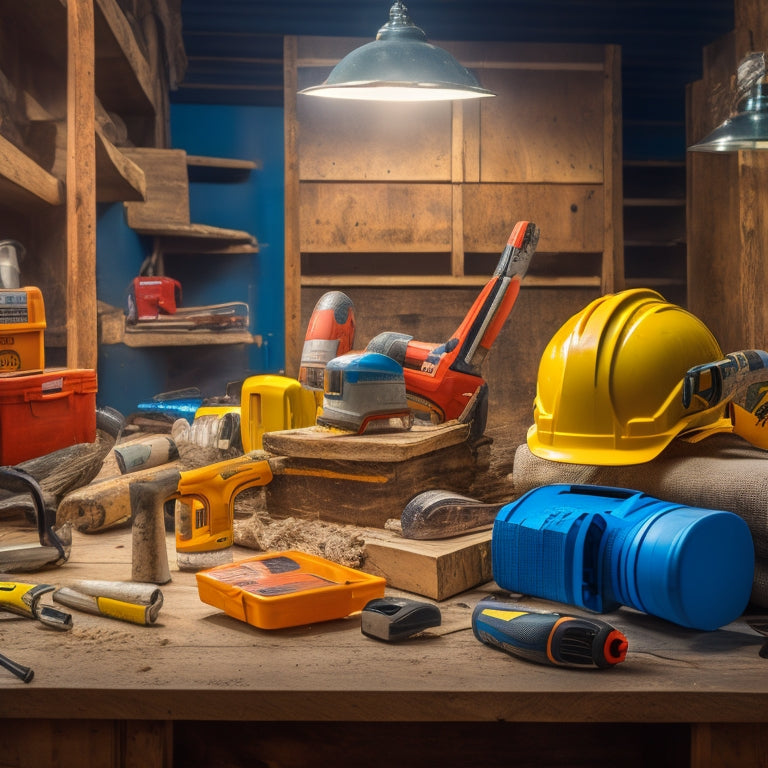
[2,220,768,684]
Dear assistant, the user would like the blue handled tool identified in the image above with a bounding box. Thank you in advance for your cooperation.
[472,599,628,669]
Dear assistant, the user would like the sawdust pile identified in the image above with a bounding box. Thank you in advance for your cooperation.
[233,514,367,569]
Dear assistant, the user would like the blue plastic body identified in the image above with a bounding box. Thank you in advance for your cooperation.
[491,484,755,631]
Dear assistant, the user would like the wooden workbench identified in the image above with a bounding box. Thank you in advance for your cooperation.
[1,527,767,768]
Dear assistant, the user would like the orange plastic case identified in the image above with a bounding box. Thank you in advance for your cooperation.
[0,287,46,372]
[0,368,97,464]
[196,550,386,629]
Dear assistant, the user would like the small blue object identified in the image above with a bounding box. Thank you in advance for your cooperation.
[491,484,755,631]
[136,398,203,420]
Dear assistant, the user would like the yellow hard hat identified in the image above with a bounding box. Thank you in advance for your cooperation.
[527,288,733,465]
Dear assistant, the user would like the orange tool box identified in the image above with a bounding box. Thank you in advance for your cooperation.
[0,368,97,465]
[196,550,386,630]
[0,287,46,373]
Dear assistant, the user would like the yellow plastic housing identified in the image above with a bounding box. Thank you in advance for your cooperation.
[0,286,46,372]
[240,374,317,451]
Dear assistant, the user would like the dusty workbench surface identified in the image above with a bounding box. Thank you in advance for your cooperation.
[1,527,767,725]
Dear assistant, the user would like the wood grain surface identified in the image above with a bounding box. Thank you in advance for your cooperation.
[1,526,767,724]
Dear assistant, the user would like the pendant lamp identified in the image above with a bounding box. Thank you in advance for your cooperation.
[299,1,495,102]
[689,52,768,152]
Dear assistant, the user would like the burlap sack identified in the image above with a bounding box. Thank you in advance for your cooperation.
[512,433,768,607]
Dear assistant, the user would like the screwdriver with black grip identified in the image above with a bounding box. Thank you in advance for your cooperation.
[472,600,628,669]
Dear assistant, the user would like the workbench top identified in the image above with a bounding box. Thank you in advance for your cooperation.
[2,527,767,725]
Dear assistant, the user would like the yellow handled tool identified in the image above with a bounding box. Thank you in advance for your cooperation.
[0,581,72,629]
[53,580,163,626]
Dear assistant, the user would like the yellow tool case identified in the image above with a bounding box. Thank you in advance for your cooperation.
[0,287,46,373]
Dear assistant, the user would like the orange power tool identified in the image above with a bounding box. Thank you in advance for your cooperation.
[365,220,540,433]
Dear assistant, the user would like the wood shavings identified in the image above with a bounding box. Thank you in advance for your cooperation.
[234,513,367,569]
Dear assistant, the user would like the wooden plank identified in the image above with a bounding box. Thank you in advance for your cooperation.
[362,528,492,601]
[295,36,609,69]
[186,155,260,183]
[297,97,451,182]
[735,0,768,53]
[284,36,302,379]
[92,0,155,116]
[0,135,65,208]
[4,525,768,729]
[128,222,257,244]
[122,330,257,348]
[263,440,483,528]
[122,148,191,229]
[186,156,259,172]
[462,183,605,253]
[301,274,602,288]
[691,723,768,768]
[478,68,605,183]
[10,720,119,768]
[602,45,624,294]
[262,422,471,463]
[122,720,172,768]
[299,182,453,252]
[66,0,98,371]
[94,124,145,202]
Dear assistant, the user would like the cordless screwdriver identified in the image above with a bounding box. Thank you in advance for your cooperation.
[472,599,628,669]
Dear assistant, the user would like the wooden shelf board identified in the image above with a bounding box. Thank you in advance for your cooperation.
[186,155,262,182]
[624,239,686,247]
[130,222,257,244]
[95,126,146,202]
[93,0,156,114]
[301,274,602,288]
[625,277,687,288]
[623,159,686,167]
[624,198,685,207]
[121,330,260,348]
[0,134,64,208]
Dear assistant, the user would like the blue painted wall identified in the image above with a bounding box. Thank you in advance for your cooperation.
[95,105,286,417]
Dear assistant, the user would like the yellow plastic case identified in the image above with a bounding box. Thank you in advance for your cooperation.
[240,374,317,452]
[196,550,386,629]
[0,287,46,372]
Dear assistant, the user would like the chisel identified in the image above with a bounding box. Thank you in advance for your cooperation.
[53,581,164,625]
[472,599,628,669]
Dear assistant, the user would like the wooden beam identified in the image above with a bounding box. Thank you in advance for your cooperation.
[284,36,301,378]
[67,0,98,370]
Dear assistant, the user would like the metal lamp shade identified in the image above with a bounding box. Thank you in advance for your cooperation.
[299,2,495,102]
[689,82,768,152]
[689,53,768,152]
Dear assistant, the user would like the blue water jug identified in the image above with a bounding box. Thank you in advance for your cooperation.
[491,484,754,630]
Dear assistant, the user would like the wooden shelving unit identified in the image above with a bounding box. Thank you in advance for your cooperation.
[284,37,623,379]
[623,160,687,303]
[122,147,258,254]
[110,147,260,350]
[283,37,622,442]
[0,0,158,370]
